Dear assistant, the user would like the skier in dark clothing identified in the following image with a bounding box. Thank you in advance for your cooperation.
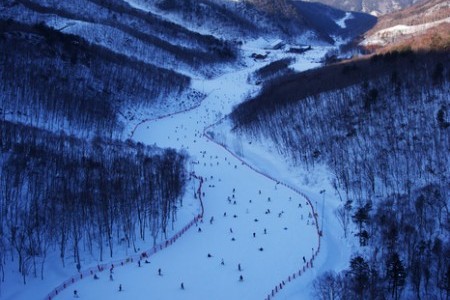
[238,263,242,271]
[239,275,243,282]
[158,268,162,276]
[181,282,185,290]
[119,284,122,292]
[73,290,79,298]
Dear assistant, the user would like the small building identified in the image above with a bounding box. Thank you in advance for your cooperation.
[268,39,285,50]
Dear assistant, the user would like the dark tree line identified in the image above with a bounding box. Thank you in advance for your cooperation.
[156,0,259,36]
[247,57,295,85]
[0,20,191,137]
[12,0,237,68]
[0,120,187,284]
[156,0,313,42]
[232,51,449,299]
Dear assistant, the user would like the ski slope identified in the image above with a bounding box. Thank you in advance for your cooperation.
[5,42,349,300]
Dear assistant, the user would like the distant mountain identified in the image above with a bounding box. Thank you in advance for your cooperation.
[292,1,376,43]
[153,0,376,44]
[299,0,423,15]
[361,0,450,51]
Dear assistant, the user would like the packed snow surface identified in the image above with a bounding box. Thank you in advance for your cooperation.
[2,40,350,300]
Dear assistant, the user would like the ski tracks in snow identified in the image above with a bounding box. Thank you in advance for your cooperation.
[47,50,324,300]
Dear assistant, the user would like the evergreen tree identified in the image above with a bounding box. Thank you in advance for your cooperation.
[386,252,406,300]
[349,256,370,299]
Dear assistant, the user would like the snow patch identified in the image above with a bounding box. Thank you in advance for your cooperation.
[362,16,450,46]
[335,12,354,29]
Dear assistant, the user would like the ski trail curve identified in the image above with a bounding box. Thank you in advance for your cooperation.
[47,48,325,300]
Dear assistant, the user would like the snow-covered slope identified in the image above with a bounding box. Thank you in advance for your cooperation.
[361,16,450,46]
[300,0,423,15]
[1,39,339,300]
[361,0,450,49]
[0,0,374,299]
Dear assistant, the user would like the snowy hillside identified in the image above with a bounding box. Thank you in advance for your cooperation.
[4,1,432,300]
[230,50,450,299]
[361,0,450,50]
[300,0,423,15]
[1,35,340,299]
[361,16,450,46]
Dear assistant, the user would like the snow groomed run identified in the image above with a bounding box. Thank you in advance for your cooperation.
[48,43,328,300]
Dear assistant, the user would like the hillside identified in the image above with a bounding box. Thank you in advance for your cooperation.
[0,0,429,299]
[300,0,423,15]
[2,0,237,76]
[361,0,450,51]
[231,50,450,299]
[151,0,376,44]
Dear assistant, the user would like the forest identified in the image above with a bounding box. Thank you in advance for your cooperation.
[0,20,193,138]
[0,120,187,285]
[0,11,196,290]
[231,50,449,299]
[5,0,237,71]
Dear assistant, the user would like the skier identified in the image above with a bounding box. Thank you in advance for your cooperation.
[210,216,214,224]
[207,253,212,258]
[119,284,122,292]
[239,275,244,282]
[264,228,267,234]
[303,256,306,263]
[181,282,185,290]
[73,290,79,298]
[158,268,162,276]
[110,274,114,281]
[93,274,99,280]
[221,259,225,265]
[138,261,141,267]
[198,227,202,232]
[229,228,233,233]
[238,263,242,271]
[253,232,256,238]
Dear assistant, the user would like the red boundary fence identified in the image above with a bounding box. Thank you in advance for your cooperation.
[203,120,322,300]
[44,174,204,300]
[42,86,211,299]
[46,83,321,299]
